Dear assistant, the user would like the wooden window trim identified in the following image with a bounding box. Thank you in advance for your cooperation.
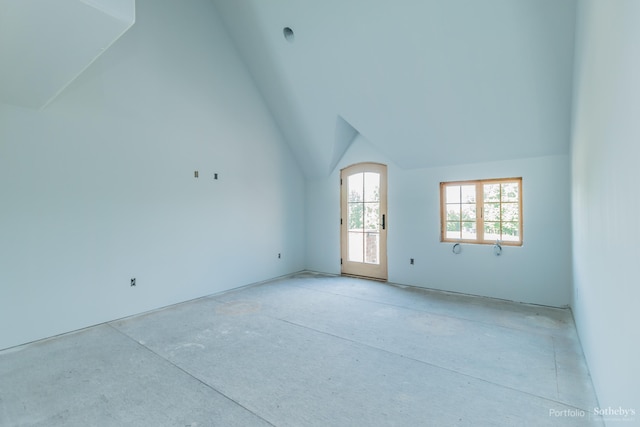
[440,177,523,246]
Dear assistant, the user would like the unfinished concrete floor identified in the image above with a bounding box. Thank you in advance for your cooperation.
[1,272,602,426]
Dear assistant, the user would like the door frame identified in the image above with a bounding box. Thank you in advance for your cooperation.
[340,162,388,281]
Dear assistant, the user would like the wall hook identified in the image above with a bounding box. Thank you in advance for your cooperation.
[493,240,502,256]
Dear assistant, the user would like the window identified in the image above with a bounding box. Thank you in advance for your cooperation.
[440,178,522,246]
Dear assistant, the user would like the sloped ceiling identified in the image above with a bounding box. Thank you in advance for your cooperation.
[212,0,577,178]
[0,0,135,109]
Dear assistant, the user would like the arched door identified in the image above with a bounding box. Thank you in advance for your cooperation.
[340,163,388,280]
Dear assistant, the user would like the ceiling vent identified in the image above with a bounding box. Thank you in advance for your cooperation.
[283,26,294,43]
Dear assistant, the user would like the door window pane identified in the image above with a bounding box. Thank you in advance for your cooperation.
[348,173,364,202]
[364,172,380,202]
[364,203,380,232]
[348,203,364,231]
[348,232,364,262]
[364,233,379,264]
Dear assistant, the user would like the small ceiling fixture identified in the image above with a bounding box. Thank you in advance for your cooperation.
[283,27,295,43]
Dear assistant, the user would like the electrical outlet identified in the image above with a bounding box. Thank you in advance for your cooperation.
[131,278,136,287]
[278,253,281,259]
[410,258,414,265]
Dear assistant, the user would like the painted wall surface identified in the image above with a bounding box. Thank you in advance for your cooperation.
[571,0,640,417]
[0,0,305,351]
[307,135,572,307]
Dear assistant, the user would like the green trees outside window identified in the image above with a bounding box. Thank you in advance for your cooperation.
[441,178,522,246]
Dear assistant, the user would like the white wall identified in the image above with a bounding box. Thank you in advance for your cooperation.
[571,0,640,416]
[0,0,305,351]
[307,135,572,307]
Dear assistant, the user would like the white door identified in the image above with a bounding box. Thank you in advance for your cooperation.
[340,163,387,280]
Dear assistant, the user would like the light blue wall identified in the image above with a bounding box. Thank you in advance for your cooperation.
[307,135,572,307]
[0,0,305,351]
[571,0,640,417]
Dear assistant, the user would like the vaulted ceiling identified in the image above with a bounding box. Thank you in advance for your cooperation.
[1,1,578,177]
[212,0,578,178]
[0,0,135,109]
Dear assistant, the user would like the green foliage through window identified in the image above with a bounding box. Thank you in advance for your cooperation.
[441,178,522,245]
